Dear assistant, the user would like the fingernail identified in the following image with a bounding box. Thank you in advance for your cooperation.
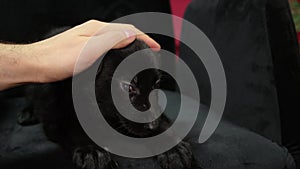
[152,47,161,52]
[124,30,136,38]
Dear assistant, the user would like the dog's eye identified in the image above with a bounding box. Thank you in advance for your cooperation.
[121,82,130,91]
[153,79,161,89]
[120,82,135,93]
[129,85,133,91]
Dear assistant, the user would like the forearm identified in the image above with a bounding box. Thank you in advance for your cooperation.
[0,20,160,91]
[0,43,40,91]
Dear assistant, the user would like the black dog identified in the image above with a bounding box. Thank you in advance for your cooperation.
[18,30,193,169]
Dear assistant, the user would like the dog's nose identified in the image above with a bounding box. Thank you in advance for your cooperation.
[140,103,150,111]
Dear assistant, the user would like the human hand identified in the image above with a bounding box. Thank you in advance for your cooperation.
[29,20,160,83]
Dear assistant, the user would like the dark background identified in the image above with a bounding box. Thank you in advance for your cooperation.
[1,0,300,168]
[0,0,174,52]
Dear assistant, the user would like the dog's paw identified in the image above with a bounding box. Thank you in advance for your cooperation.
[73,145,118,169]
[157,142,193,169]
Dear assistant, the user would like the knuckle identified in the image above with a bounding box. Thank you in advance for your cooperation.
[126,24,136,29]
[86,19,101,26]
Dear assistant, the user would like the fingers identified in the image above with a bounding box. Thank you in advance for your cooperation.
[94,22,161,51]
[111,29,136,49]
[73,20,161,51]
[112,36,136,49]
[76,30,135,74]
[136,34,161,51]
[72,20,161,75]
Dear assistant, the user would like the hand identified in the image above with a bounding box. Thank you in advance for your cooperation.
[0,20,160,91]
[29,20,160,82]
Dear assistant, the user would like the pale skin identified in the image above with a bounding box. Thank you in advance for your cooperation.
[0,20,161,91]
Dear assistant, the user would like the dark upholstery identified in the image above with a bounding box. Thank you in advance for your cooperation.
[266,0,300,166]
[180,0,282,142]
[180,0,300,167]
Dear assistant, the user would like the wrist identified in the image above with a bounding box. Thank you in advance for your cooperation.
[24,42,53,83]
[0,44,39,89]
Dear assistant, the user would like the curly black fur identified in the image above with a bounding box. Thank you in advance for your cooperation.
[19,29,192,169]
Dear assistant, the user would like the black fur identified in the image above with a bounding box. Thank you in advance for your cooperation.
[19,32,192,169]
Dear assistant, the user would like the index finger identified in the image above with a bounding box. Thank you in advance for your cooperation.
[136,34,161,51]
